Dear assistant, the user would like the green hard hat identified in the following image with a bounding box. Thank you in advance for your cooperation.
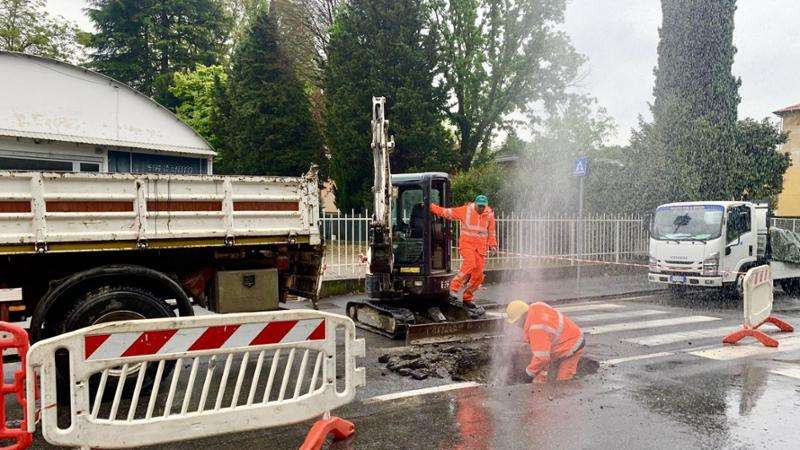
[475,195,489,206]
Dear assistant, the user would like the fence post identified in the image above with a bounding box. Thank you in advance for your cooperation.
[615,218,621,263]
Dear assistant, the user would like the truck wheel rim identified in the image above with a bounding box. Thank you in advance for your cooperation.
[93,310,147,377]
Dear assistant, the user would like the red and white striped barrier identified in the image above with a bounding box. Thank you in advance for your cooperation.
[26,310,365,449]
[723,265,794,347]
[84,318,326,360]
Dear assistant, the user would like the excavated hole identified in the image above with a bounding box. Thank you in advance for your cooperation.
[379,341,599,385]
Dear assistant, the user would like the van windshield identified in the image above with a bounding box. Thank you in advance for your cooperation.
[652,205,724,241]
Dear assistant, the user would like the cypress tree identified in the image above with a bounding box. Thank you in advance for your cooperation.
[651,0,740,201]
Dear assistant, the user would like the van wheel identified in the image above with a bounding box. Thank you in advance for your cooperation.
[55,286,176,406]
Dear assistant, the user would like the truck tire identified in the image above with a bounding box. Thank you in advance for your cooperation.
[725,276,745,302]
[781,279,800,297]
[56,286,176,404]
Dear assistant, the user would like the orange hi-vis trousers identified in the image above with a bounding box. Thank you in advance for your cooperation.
[451,246,486,302]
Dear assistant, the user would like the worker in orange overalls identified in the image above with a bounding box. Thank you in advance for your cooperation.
[505,300,585,382]
[430,194,497,317]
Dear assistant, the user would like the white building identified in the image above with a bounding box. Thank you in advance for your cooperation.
[0,51,215,174]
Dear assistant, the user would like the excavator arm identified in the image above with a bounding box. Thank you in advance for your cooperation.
[366,97,396,297]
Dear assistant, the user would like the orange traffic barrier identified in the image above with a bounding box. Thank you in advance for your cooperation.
[723,317,794,347]
[299,416,355,450]
[0,322,31,450]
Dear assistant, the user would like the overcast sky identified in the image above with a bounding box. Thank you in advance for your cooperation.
[47,0,800,145]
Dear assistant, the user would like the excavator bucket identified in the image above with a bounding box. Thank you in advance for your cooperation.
[405,315,505,345]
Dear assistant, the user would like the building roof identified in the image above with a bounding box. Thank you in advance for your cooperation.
[0,51,215,156]
[774,102,800,116]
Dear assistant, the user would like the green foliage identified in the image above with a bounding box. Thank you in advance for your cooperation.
[213,7,325,177]
[731,118,791,206]
[324,0,455,211]
[451,163,512,212]
[87,0,232,106]
[169,65,227,151]
[492,95,615,214]
[0,0,82,61]
[431,0,583,171]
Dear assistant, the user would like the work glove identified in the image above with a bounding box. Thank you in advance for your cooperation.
[489,246,498,255]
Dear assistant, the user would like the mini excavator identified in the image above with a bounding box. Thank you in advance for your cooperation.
[345,97,502,344]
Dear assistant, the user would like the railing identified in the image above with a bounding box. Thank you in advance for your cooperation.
[771,217,800,232]
[321,211,649,280]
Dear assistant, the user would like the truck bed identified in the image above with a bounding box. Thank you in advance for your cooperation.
[0,169,320,254]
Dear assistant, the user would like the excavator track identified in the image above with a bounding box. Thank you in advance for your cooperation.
[346,300,416,339]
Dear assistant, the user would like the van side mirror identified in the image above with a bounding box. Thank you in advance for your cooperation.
[725,247,731,256]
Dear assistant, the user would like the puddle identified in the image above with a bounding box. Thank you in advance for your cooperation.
[379,342,599,385]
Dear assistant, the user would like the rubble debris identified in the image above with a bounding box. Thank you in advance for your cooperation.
[379,341,600,384]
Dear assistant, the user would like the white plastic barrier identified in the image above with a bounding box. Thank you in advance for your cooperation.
[25,310,365,449]
[743,265,773,328]
[724,265,793,347]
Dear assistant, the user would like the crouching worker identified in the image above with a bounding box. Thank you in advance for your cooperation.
[505,300,585,382]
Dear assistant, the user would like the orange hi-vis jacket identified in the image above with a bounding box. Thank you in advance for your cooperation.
[430,203,497,254]
[523,302,584,377]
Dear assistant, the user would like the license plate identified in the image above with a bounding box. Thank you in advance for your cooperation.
[670,275,687,283]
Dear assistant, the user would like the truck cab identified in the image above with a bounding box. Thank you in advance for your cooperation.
[648,201,768,290]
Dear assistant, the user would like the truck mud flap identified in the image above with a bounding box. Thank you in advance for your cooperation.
[405,317,505,346]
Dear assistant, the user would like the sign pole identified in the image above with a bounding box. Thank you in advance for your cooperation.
[572,156,588,292]
[577,175,583,291]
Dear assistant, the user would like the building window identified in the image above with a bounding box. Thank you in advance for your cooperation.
[79,162,100,172]
[0,157,73,171]
[108,150,205,174]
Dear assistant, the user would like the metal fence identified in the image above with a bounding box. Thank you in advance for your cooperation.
[321,211,650,279]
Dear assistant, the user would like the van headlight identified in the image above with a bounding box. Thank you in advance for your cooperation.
[649,256,659,272]
[702,253,719,276]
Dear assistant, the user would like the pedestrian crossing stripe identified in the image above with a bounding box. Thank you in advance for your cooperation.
[571,309,667,324]
[769,362,800,380]
[623,326,736,346]
[688,334,800,360]
[585,316,721,335]
[557,303,624,313]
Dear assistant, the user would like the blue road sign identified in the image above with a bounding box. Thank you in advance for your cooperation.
[573,157,588,177]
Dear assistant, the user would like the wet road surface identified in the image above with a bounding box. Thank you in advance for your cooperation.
[23,280,800,449]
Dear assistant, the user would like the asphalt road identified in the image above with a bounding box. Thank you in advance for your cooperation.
[22,276,800,449]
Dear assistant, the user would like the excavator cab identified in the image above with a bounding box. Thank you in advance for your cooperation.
[385,172,453,299]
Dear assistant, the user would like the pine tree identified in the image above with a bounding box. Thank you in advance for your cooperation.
[214,7,325,177]
[324,0,454,211]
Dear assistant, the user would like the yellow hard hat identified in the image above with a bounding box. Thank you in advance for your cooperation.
[505,300,529,324]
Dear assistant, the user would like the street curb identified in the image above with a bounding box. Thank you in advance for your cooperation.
[542,289,670,305]
[479,288,669,309]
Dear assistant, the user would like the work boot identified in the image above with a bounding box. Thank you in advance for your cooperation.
[448,293,460,306]
[463,301,485,318]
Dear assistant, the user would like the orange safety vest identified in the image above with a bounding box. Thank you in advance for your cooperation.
[523,302,584,376]
[430,202,497,253]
